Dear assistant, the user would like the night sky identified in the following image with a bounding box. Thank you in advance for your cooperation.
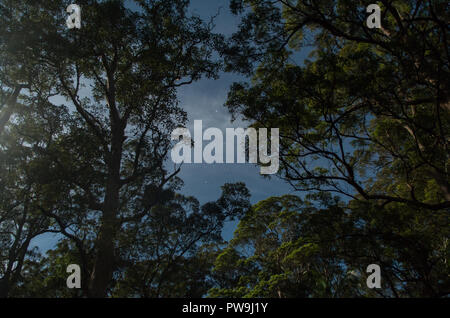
[178,0,297,239]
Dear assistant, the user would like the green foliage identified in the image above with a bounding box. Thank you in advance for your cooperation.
[216,2,450,296]
[211,195,449,297]
[223,0,449,211]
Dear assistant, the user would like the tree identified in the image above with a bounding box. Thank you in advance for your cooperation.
[210,195,359,298]
[0,90,67,297]
[0,0,58,134]
[10,183,251,298]
[9,241,87,298]
[213,1,449,297]
[113,183,250,297]
[210,194,449,298]
[222,0,449,210]
[0,0,224,297]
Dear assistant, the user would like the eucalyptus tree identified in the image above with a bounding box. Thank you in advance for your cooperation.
[0,92,68,297]
[222,0,449,210]
[210,0,450,298]
[210,194,449,297]
[10,183,251,298]
[0,0,59,134]
[1,0,224,297]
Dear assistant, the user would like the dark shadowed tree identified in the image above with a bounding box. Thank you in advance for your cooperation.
[1,0,224,297]
[0,0,59,134]
[0,91,68,297]
[212,0,449,297]
[222,0,449,210]
[113,183,250,297]
[10,183,251,298]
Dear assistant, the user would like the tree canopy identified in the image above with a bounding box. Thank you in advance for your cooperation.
[213,0,449,298]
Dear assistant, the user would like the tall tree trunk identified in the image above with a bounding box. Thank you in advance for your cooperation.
[88,211,117,297]
[89,129,123,297]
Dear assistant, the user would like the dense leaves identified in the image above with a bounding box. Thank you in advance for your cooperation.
[210,195,449,297]
[223,0,449,210]
[209,0,449,298]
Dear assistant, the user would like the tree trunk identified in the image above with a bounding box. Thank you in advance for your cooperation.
[88,129,123,297]
[88,211,117,297]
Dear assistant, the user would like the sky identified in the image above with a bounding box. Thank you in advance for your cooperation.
[32,0,309,250]
[178,0,294,203]
[177,0,299,239]
[179,0,306,240]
